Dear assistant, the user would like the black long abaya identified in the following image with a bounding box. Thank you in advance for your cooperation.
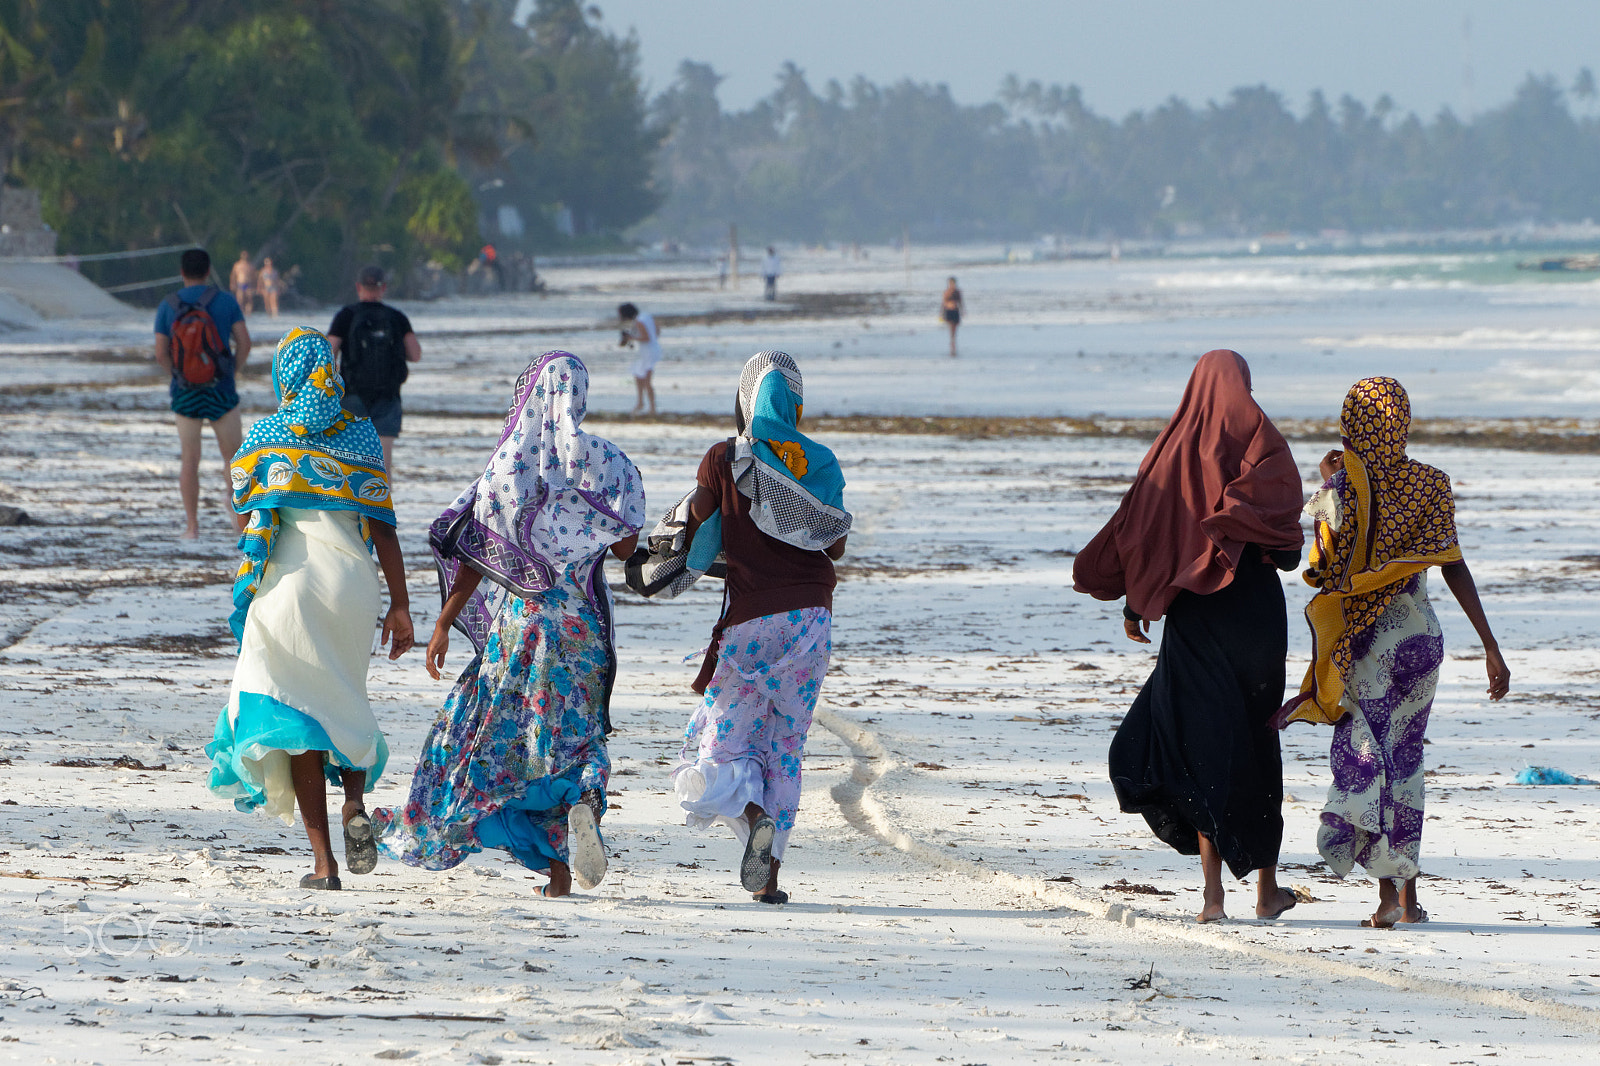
[1108,548,1293,880]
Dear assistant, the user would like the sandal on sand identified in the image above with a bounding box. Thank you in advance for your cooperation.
[299,873,342,891]
[343,810,377,875]
[1361,905,1404,929]
[567,801,607,891]
[753,890,789,905]
[1399,907,1430,925]
[1258,897,1297,921]
[741,815,776,893]
[1195,912,1228,925]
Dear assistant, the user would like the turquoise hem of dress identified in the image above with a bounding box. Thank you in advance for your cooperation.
[206,692,388,815]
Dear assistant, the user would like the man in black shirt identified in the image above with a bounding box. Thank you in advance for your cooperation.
[327,265,421,477]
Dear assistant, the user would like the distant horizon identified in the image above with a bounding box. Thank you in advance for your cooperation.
[572,1,1600,120]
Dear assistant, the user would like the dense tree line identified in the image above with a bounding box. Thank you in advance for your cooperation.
[0,0,659,299]
[646,63,1600,245]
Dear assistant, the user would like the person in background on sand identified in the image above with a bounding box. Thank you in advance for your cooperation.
[206,327,413,890]
[328,266,420,478]
[376,352,644,898]
[1279,376,1509,928]
[941,276,964,357]
[153,248,252,539]
[1074,349,1305,924]
[257,257,281,317]
[762,246,781,301]
[229,250,255,314]
[618,301,661,415]
[672,351,851,904]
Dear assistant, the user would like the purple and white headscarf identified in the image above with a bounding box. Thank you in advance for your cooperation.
[430,352,646,652]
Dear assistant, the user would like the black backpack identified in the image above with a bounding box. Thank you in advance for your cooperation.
[340,303,408,399]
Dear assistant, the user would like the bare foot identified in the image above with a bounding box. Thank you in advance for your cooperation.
[181,525,200,540]
[542,859,572,898]
[1196,901,1227,923]
[1256,886,1298,920]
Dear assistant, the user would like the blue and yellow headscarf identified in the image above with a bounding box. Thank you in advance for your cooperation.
[228,327,395,641]
[728,350,851,551]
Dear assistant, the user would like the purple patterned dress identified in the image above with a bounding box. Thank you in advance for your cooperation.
[1317,571,1444,880]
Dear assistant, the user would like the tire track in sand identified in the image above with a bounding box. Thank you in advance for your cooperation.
[815,707,1600,1034]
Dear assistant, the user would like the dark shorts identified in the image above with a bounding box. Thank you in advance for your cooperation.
[170,380,240,422]
[344,393,402,437]
[942,308,961,326]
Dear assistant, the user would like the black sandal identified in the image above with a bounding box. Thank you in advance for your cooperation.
[753,890,789,905]
[740,815,776,892]
[343,810,377,875]
[299,873,342,891]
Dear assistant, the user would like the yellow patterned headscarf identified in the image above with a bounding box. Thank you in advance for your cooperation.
[1281,377,1461,726]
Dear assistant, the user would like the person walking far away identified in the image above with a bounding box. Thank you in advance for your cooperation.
[229,250,255,315]
[1278,376,1509,929]
[762,246,781,301]
[207,327,413,891]
[376,352,645,898]
[1074,349,1306,924]
[327,265,420,477]
[941,276,965,357]
[153,247,252,539]
[618,301,661,416]
[672,351,851,904]
[258,257,281,317]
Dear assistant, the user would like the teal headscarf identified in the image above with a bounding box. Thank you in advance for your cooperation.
[228,326,394,641]
[728,350,851,550]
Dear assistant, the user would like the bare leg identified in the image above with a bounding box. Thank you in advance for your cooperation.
[211,409,246,533]
[643,371,656,415]
[948,322,958,357]
[176,414,203,538]
[544,859,573,897]
[1197,833,1226,922]
[1368,877,1404,928]
[289,751,338,880]
[1255,866,1297,918]
[379,436,396,481]
[339,769,366,825]
[632,376,646,414]
[1396,876,1427,923]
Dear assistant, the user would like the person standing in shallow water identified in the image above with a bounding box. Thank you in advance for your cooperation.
[375,352,645,898]
[672,351,851,903]
[940,276,964,357]
[1279,376,1509,928]
[1074,349,1306,923]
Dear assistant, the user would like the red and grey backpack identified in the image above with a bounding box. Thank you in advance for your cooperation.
[165,286,224,387]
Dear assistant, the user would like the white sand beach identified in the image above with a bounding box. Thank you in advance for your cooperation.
[1,249,1598,1063]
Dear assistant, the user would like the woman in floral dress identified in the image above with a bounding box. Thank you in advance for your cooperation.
[1280,376,1510,927]
[375,352,645,896]
[672,351,852,904]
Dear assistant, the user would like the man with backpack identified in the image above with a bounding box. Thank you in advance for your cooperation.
[153,248,252,539]
[327,265,420,478]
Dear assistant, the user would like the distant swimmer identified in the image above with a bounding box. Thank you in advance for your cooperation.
[258,257,281,317]
[618,301,661,415]
[229,250,255,315]
[762,246,781,301]
[153,248,252,539]
[941,276,964,357]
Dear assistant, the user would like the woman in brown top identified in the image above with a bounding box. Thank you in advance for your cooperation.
[671,352,852,903]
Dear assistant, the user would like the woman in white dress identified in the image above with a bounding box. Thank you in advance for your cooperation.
[207,327,415,890]
[618,302,661,415]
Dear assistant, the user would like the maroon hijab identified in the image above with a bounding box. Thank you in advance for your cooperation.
[1073,349,1305,620]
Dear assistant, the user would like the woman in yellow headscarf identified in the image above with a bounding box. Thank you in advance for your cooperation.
[1280,377,1509,927]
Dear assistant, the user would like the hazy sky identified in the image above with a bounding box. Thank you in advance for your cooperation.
[584,1,1600,118]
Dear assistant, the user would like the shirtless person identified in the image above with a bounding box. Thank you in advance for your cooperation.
[230,250,256,315]
[941,277,964,358]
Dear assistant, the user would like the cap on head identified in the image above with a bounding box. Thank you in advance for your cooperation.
[357,265,386,288]
[180,248,210,280]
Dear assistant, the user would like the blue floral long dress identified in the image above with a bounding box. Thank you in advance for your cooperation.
[375,557,615,873]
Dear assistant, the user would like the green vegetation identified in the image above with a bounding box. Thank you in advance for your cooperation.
[1,0,660,299]
[647,64,1600,245]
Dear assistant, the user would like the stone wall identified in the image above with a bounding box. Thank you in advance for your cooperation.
[0,188,57,258]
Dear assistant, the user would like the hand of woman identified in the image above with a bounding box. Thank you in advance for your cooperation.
[1123,616,1151,644]
[382,605,414,660]
[1484,645,1511,701]
[425,622,451,681]
[1319,449,1345,480]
